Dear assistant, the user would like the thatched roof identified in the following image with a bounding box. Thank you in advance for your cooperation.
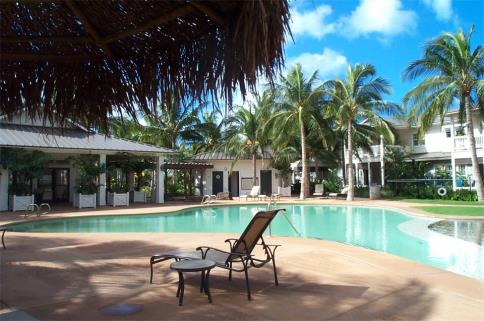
[0,0,290,129]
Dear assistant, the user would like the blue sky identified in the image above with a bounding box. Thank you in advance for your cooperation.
[279,0,483,106]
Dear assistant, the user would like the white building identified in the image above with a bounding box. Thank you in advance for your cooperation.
[190,151,282,197]
[347,110,484,189]
[0,112,176,211]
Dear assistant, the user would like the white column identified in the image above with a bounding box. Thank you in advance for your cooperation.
[155,156,165,203]
[0,167,8,211]
[223,167,229,193]
[451,155,457,190]
[367,160,372,186]
[98,154,107,206]
[380,135,385,186]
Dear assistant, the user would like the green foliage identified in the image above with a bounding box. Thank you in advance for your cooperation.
[1,148,50,195]
[354,187,369,198]
[75,155,105,194]
[323,168,343,193]
[384,146,431,179]
[435,166,451,179]
[383,183,478,201]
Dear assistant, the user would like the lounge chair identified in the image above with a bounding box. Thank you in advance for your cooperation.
[201,194,216,204]
[313,183,325,197]
[197,209,284,300]
[239,185,260,202]
[149,209,284,300]
[328,186,349,199]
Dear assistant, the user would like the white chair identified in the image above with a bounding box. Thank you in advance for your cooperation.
[328,186,349,199]
[239,186,260,202]
[201,194,217,204]
[313,183,325,197]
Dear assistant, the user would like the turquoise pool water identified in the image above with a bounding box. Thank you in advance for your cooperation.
[7,204,484,280]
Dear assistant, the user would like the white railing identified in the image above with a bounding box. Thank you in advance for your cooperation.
[453,136,483,151]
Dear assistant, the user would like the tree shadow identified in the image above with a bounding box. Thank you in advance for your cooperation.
[0,234,439,321]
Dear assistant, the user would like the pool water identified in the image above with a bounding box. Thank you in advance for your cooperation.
[7,204,484,280]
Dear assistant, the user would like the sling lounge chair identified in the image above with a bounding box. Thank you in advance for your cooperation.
[197,208,284,300]
[239,185,260,202]
[328,186,349,199]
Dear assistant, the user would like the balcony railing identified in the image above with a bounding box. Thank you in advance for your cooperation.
[453,136,483,151]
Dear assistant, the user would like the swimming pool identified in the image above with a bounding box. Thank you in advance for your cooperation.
[7,204,484,280]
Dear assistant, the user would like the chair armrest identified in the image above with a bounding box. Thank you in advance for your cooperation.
[196,246,251,260]
[224,238,238,249]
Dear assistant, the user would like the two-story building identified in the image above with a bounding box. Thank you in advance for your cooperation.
[347,110,484,190]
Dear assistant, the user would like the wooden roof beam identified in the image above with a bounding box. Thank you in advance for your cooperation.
[101,5,194,44]
[0,53,104,61]
[63,0,113,58]
[0,36,93,44]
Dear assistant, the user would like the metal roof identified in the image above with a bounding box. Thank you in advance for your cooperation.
[409,152,451,161]
[0,123,176,154]
[190,151,272,161]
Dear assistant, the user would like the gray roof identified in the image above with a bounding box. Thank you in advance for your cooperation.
[409,152,451,161]
[190,151,272,161]
[0,123,176,154]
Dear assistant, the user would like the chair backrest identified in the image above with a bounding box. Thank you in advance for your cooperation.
[249,185,260,196]
[228,209,283,262]
[314,184,324,193]
[341,186,349,194]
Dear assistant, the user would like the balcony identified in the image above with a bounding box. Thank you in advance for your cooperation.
[453,136,483,151]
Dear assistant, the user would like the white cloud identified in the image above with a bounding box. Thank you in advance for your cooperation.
[422,0,453,21]
[287,48,349,79]
[290,5,336,39]
[341,0,417,38]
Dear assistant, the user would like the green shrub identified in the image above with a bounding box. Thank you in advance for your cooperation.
[382,183,478,201]
[323,169,343,193]
[355,187,369,198]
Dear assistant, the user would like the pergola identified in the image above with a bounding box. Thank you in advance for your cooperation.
[161,162,213,197]
[0,0,290,129]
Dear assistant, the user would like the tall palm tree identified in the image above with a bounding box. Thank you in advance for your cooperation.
[192,111,223,154]
[221,92,272,186]
[142,98,204,150]
[404,27,484,201]
[269,64,330,200]
[324,64,400,201]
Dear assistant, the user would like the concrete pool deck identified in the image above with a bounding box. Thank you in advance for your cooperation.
[1,199,483,320]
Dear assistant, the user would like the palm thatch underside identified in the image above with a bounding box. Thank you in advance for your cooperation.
[0,0,290,129]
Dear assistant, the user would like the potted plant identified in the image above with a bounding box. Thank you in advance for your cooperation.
[1,148,49,211]
[74,155,105,208]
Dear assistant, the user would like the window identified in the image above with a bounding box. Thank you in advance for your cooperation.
[444,128,451,138]
[480,120,484,134]
[412,134,425,146]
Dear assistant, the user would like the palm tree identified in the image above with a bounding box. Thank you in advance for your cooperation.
[142,98,204,150]
[192,111,223,154]
[404,27,484,201]
[269,64,330,200]
[324,64,400,201]
[221,93,272,186]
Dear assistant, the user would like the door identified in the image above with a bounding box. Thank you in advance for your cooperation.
[260,170,272,195]
[53,168,69,202]
[228,171,239,196]
[212,171,224,194]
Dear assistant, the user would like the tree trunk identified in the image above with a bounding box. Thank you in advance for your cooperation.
[299,111,309,200]
[464,94,484,202]
[252,151,257,187]
[171,140,176,184]
[347,121,355,201]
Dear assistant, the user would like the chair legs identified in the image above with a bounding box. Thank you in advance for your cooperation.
[272,256,279,286]
[242,261,251,301]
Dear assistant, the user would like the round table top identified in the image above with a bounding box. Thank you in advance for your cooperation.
[170,259,216,272]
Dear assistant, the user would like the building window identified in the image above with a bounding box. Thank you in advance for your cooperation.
[480,120,484,134]
[412,134,425,146]
[444,128,451,138]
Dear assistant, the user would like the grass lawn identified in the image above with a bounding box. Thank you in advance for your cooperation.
[413,206,484,216]
[399,198,484,206]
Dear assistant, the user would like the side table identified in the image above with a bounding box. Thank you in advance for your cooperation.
[170,259,216,306]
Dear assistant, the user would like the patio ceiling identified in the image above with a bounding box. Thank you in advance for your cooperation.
[0,0,290,130]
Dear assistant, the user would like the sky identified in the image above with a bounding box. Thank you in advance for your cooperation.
[236,0,483,110]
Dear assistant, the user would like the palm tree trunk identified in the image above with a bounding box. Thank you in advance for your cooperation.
[464,94,484,202]
[299,111,309,200]
[347,120,355,201]
[252,150,257,187]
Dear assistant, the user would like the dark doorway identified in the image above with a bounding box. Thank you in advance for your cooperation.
[260,170,272,195]
[212,171,224,194]
[228,171,239,196]
[38,168,69,203]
